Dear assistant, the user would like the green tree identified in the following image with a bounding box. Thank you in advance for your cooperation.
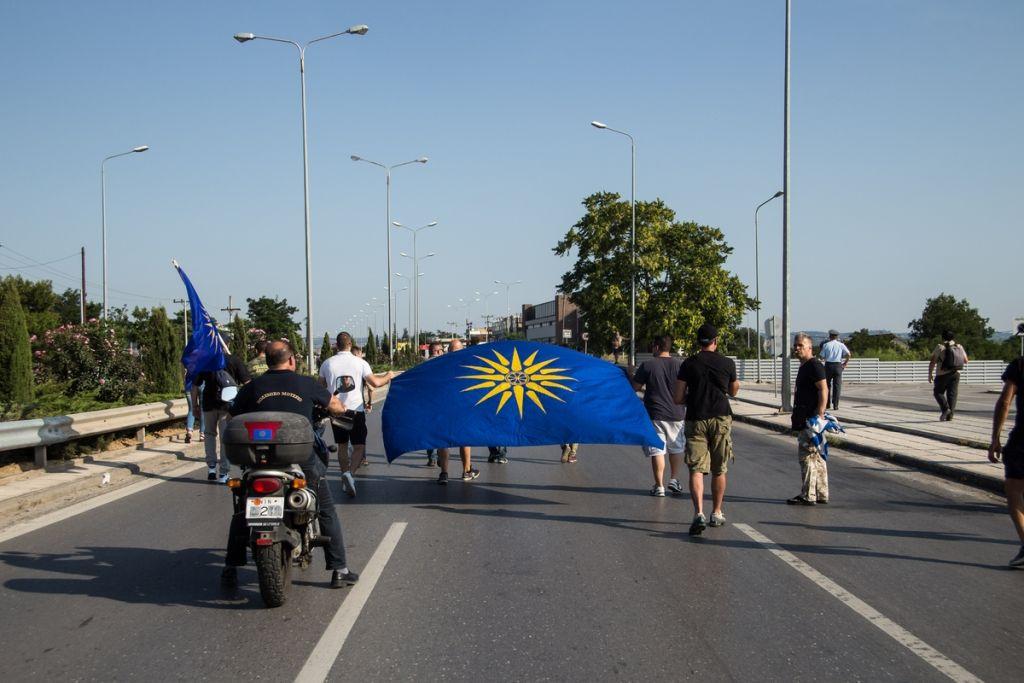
[246,296,300,339]
[135,307,181,393]
[554,192,751,356]
[319,332,332,364]
[1,275,61,338]
[54,287,101,325]
[365,328,378,364]
[229,315,250,361]
[0,279,35,403]
[908,294,994,354]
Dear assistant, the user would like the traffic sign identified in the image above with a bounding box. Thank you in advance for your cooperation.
[562,329,572,339]
[581,332,589,341]
[764,316,782,356]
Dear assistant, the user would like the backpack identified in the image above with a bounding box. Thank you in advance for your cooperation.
[214,366,239,404]
[940,343,965,371]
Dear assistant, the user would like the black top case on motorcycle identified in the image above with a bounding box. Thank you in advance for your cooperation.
[223,411,315,468]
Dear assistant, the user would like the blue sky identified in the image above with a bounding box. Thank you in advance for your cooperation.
[1,1,1022,341]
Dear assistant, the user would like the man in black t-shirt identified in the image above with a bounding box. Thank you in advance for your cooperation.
[673,324,739,536]
[194,332,251,483]
[631,334,686,496]
[987,356,1024,568]
[788,332,829,506]
[221,340,360,590]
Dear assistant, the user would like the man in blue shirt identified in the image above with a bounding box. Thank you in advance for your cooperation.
[818,330,851,411]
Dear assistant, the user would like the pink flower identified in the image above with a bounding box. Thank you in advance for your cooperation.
[99,378,106,385]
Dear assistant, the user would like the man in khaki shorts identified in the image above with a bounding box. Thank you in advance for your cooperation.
[674,324,740,536]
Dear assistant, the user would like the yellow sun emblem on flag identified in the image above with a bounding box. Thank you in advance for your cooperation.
[459,347,576,417]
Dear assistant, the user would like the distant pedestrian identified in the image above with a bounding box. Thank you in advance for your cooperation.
[195,333,251,483]
[989,355,1024,567]
[424,341,445,468]
[436,338,479,484]
[247,339,269,377]
[928,330,968,421]
[789,333,829,505]
[560,443,579,463]
[818,330,851,410]
[611,331,623,365]
[184,377,205,444]
[674,324,740,536]
[631,334,686,497]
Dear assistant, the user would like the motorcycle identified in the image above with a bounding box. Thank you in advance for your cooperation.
[223,409,337,608]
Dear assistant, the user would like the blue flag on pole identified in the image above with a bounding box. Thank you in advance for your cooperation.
[382,341,661,461]
[172,260,225,391]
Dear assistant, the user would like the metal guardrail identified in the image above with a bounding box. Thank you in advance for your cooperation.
[733,358,1008,384]
[0,399,188,469]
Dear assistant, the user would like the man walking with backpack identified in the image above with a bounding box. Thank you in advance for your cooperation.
[195,332,251,483]
[928,330,969,421]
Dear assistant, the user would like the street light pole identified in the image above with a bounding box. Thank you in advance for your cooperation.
[754,190,784,383]
[234,24,369,372]
[352,155,427,364]
[493,279,522,337]
[394,221,437,352]
[591,121,636,366]
[781,0,793,411]
[100,145,148,319]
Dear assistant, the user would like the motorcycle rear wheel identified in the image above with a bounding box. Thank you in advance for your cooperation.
[254,541,292,608]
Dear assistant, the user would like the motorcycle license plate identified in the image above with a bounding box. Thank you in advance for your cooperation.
[246,496,284,522]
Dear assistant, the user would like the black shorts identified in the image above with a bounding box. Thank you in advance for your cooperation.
[1004,429,1024,480]
[332,411,368,446]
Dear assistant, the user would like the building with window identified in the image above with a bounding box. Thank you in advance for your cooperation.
[521,294,582,347]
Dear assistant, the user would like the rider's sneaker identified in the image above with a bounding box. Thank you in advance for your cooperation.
[220,566,238,588]
[341,471,357,498]
[331,569,359,588]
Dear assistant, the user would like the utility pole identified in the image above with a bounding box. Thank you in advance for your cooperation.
[173,298,188,346]
[221,295,241,321]
[80,247,87,324]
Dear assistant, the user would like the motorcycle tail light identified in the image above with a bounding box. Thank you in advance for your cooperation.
[291,478,307,490]
[251,477,282,495]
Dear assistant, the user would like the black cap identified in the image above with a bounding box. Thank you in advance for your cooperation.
[697,324,718,345]
[828,329,839,336]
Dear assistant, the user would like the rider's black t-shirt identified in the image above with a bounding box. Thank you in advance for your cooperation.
[229,369,331,421]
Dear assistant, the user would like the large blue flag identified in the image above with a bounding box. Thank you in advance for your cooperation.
[382,340,661,461]
[172,260,225,390]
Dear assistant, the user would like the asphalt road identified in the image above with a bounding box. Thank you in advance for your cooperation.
[1,412,1022,681]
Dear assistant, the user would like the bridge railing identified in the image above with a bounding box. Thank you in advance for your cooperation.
[0,399,188,469]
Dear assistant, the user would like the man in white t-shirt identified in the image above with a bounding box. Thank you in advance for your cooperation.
[319,331,395,497]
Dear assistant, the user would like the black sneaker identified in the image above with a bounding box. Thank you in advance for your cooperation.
[462,468,480,481]
[688,513,707,536]
[426,455,437,467]
[488,454,509,464]
[946,411,954,421]
[207,468,218,481]
[220,566,238,588]
[331,569,359,588]
[437,471,448,485]
[184,431,192,444]
[786,495,816,506]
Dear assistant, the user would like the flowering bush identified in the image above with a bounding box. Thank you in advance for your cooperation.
[34,320,144,402]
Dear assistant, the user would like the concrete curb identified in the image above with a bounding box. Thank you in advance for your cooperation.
[731,409,1004,496]
[0,437,206,528]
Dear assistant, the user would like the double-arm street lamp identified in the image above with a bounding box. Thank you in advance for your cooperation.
[591,120,636,366]
[101,145,149,319]
[493,279,522,337]
[754,190,784,382]
[394,220,437,351]
[234,23,369,371]
[351,155,428,364]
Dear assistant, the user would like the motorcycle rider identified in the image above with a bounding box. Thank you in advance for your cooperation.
[220,339,359,590]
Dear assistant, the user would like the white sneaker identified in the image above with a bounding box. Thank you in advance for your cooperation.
[709,511,726,527]
[650,485,666,497]
[341,471,357,498]
[217,473,229,485]
[667,479,683,494]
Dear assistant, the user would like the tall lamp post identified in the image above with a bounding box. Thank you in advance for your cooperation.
[754,190,784,382]
[399,251,433,350]
[351,155,428,363]
[101,145,149,319]
[393,273,414,346]
[781,0,793,411]
[393,220,438,350]
[480,290,500,341]
[493,279,522,337]
[591,120,636,366]
[234,23,369,371]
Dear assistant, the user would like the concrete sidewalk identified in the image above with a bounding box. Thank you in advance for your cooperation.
[0,435,206,528]
[730,386,1006,494]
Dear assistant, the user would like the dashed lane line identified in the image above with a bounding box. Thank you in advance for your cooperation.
[733,523,981,683]
[295,521,408,683]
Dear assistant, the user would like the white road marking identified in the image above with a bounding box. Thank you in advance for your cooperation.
[295,521,408,683]
[0,461,206,545]
[733,523,981,683]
